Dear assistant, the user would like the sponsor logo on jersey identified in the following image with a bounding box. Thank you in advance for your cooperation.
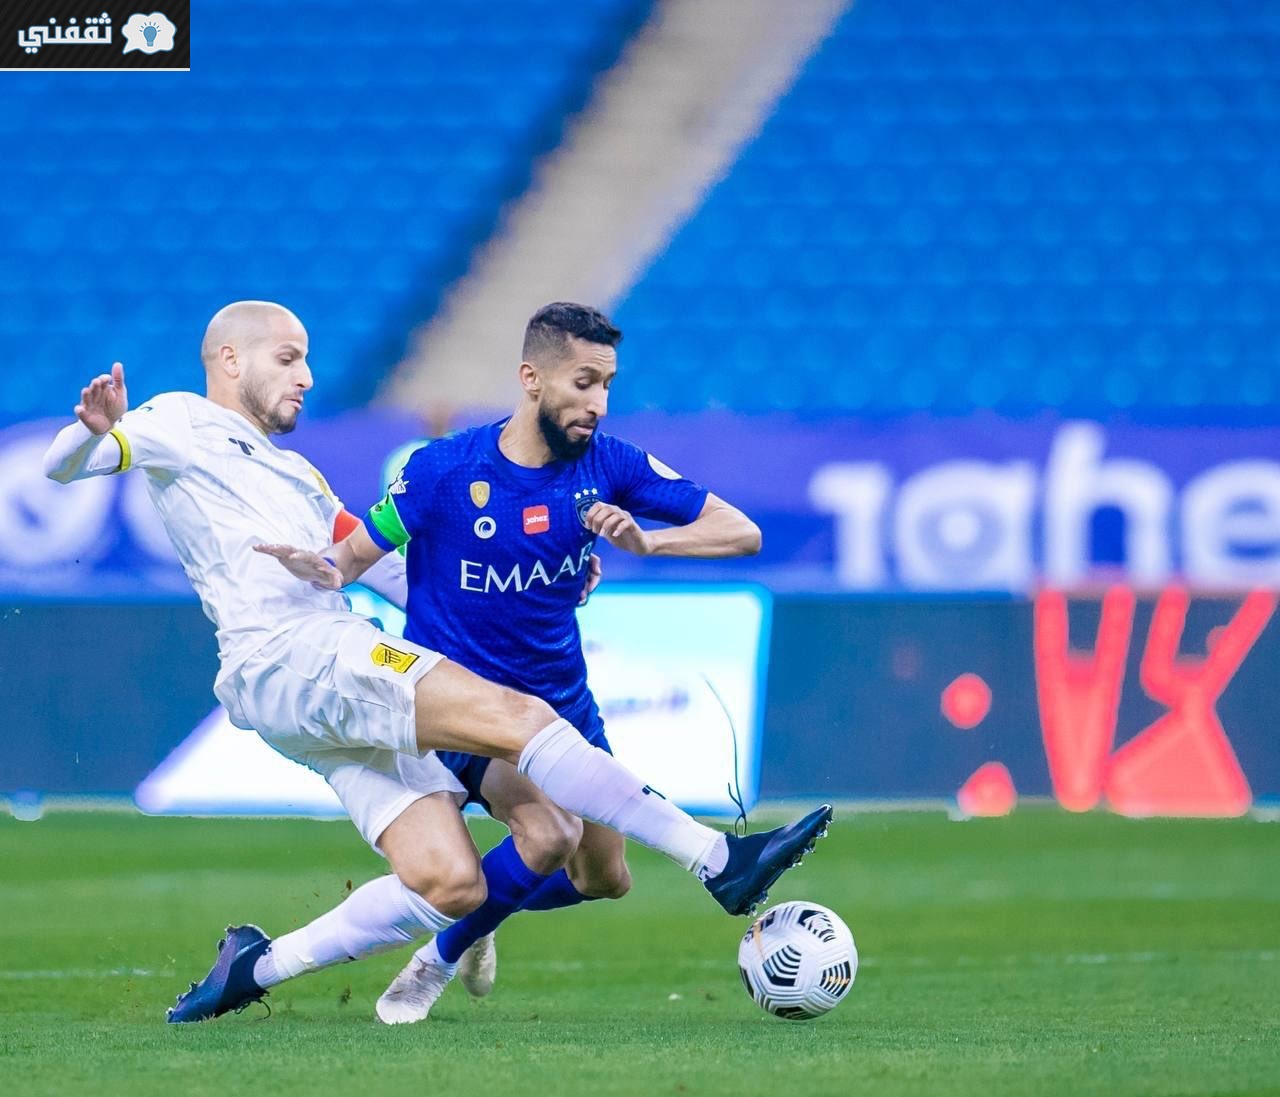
[389,472,409,495]
[370,642,420,674]
[228,437,255,456]
[573,487,602,528]
[469,480,490,508]
[523,504,550,535]
[460,543,595,594]
[474,516,497,540]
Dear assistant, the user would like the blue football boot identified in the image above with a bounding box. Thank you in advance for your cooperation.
[704,804,834,916]
[166,924,271,1023]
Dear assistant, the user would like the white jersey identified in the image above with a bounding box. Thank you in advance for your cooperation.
[50,391,348,679]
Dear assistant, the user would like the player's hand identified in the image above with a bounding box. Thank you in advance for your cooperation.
[253,543,344,590]
[584,502,652,556]
[75,362,128,435]
[578,552,602,606]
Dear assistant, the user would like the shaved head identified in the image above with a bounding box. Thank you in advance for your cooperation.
[201,300,301,367]
[201,300,312,435]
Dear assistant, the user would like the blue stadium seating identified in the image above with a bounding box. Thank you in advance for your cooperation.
[1,0,650,423]
[613,0,1280,418]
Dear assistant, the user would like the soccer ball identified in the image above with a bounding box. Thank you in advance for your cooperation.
[737,901,857,1019]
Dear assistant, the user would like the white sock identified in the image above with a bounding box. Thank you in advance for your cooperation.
[411,935,457,974]
[517,719,728,876]
[700,833,730,879]
[254,875,454,987]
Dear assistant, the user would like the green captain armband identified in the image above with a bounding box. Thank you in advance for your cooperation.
[365,494,410,551]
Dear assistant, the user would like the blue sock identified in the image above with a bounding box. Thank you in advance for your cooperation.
[433,837,549,964]
[520,868,598,912]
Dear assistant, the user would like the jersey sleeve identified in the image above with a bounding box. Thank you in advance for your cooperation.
[110,393,195,474]
[43,420,127,481]
[608,437,709,526]
[363,443,436,551]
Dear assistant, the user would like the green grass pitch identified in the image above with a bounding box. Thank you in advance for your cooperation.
[2,808,1277,1096]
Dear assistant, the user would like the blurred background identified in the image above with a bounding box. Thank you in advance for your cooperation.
[2,0,1278,817]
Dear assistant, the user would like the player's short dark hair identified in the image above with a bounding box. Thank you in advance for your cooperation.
[522,302,622,364]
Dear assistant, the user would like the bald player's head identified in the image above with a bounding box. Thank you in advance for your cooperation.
[201,300,312,435]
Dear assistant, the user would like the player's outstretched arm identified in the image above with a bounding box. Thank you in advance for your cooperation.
[336,509,408,608]
[584,494,761,559]
[255,522,388,591]
[44,362,130,482]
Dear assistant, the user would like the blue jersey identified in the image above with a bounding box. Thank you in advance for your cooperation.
[363,420,708,737]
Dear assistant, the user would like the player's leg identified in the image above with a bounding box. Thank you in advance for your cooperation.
[515,745,633,907]
[517,820,629,915]
[566,821,630,898]
[411,659,832,916]
[239,616,827,921]
[413,662,723,872]
[169,754,482,1024]
[259,791,482,987]
[378,761,581,1022]
[437,760,582,958]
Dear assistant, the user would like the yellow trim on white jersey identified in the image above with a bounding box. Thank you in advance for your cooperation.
[108,427,132,472]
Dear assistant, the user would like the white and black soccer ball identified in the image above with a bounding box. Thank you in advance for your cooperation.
[737,900,857,1019]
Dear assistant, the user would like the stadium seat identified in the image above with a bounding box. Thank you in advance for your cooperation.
[0,0,651,423]
[612,0,1279,418]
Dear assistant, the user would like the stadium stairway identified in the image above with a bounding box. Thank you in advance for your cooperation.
[382,0,852,414]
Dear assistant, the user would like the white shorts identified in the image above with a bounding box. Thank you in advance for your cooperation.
[216,612,465,849]
[320,753,466,853]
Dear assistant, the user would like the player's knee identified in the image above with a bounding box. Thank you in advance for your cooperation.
[512,809,582,874]
[598,863,632,900]
[504,689,558,738]
[577,859,632,901]
[433,872,487,919]
[468,686,560,761]
[398,861,487,919]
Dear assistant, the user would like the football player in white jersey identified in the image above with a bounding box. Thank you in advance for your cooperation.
[44,300,831,1023]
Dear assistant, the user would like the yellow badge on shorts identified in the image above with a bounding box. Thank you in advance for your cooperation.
[469,480,490,508]
[371,642,420,674]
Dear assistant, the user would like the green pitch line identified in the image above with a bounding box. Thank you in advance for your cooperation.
[1,810,1277,1097]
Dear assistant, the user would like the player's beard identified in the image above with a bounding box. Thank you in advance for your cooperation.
[538,405,593,461]
[242,375,300,435]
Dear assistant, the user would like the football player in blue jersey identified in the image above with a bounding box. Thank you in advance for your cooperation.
[260,302,832,1024]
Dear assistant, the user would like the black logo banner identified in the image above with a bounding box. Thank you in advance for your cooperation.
[1,1,189,70]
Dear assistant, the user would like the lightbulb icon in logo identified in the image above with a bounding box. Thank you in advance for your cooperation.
[121,12,176,54]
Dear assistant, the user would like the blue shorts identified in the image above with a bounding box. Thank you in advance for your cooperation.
[438,719,611,813]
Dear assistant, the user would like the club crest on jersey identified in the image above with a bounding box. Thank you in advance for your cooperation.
[370,642,419,674]
[474,516,497,540]
[573,487,601,528]
[523,505,550,535]
[469,480,490,508]
[308,466,336,502]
